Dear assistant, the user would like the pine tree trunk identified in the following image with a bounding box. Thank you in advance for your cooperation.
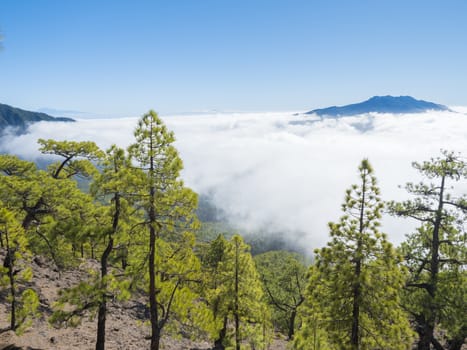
[214,317,227,350]
[149,212,159,350]
[414,175,445,350]
[8,258,16,332]
[288,310,296,340]
[95,302,107,350]
[95,239,113,350]
[234,240,240,350]
[5,228,17,331]
[417,175,445,350]
[96,194,119,350]
[149,143,160,350]
[351,259,361,349]
[447,336,465,350]
[417,327,433,350]
[351,169,367,349]
[152,327,161,350]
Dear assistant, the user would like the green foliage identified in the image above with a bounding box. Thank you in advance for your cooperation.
[5,124,465,349]
[90,144,141,264]
[50,271,131,327]
[0,208,39,334]
[38,138,104,179]
[50,145,137,350]
[14,288,40,335]
[0,155,37,176]
[388,150,467,348]
[128,110,199,237]
[0,148,99,267]
[127,111,209,349]
[127,231,217,337]
[296,160,413,349]
[196,222,236,243]
[254,250,307,339]
[203,234,272,349]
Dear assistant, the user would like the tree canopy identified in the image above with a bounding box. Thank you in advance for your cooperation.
[296,160,414,349]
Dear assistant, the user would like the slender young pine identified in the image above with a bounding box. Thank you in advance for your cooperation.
[128,110,201,350]
[298,160,413,349]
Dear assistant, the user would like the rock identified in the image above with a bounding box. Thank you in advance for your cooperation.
[32,256,46,268]
[1,345,23,350]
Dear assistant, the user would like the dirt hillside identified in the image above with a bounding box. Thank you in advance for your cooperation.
[0,255,288,350]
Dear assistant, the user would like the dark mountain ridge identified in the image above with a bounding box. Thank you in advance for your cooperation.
[306,95,450,117]
[0,103,75,135]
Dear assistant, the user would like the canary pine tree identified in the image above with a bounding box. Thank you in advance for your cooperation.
[298,160,413,349]
[254,250,307,340]
[128,110,206,350]
[90,145,136,350]
[389,151,467,350]
[0,141,103,267]
[48,145,135,350]
[204,234,271,350]
[0,207,39,334]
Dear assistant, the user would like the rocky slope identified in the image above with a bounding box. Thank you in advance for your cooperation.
[0,256,211,350]
[0,255,288,350]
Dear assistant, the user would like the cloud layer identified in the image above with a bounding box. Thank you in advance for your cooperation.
[2,108,467,251]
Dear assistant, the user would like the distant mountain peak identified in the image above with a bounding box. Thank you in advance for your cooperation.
[0,103,75,135]
[306,95,450,117]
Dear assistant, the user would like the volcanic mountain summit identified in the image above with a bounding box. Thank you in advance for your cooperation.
[306,96,450,117]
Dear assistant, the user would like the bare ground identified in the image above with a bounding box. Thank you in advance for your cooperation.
[0,255,288,350]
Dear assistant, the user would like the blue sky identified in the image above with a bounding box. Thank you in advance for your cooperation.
[1,0,466,116]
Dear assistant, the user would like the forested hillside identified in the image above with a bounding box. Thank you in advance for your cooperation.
[0,112,465,350]
[0,103,74,135]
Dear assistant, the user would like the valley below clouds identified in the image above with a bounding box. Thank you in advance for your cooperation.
[2,108,467,251]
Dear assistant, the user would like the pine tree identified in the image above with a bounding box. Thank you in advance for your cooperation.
[204,234,271,350]
[389,151,467,350]
[49,146,135,350]
[90,145,136,350]
[254,250,307,340]
[297,160,413,349]
[37,138,103,180]
[0,141,103,267]
[0,207,39,334]
[127,110,205,350]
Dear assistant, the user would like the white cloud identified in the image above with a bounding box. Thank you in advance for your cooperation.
[2,109,467,252]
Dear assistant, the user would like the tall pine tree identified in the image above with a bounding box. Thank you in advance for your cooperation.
[297,159,413,349]
[204,234,271,350]
[128,110,205,350]
[389,151,467,350]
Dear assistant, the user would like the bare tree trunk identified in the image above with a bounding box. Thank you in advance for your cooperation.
[417,175,445,350]
[95,194,119,350]
[214,317,227,350]
[446,336,466,350]
[4,227,17,331]
[351,258,361,349]
[96,236,112,350]
[234,240,240,350]
[148,140,160,350]
[288,310,297,340]
[351,169,367,349]
[149,198,159,350]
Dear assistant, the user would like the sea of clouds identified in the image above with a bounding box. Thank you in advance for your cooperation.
[2,108,467,252]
